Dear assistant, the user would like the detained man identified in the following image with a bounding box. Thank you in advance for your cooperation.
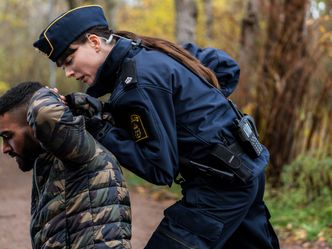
[0,82,132,249]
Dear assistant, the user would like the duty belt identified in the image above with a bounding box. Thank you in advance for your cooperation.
[180,142,252,184]
[209,143,252,183]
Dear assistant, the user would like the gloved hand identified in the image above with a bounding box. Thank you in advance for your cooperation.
[66,92,103,119]
[66,92,112,140]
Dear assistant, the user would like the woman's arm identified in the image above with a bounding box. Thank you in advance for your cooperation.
[184,43,240,97]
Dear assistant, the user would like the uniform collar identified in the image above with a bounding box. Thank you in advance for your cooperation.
[86,38,133,97]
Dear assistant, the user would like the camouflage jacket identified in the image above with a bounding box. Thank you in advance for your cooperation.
[27,88,131,249]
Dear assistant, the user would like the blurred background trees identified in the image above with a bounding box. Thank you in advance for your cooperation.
[0,0,331,243]
[0,0,331,188]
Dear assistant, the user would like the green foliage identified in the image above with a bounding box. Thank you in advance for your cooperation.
[267,190,332,244]
[281,153,332,203]
[266,153,332,244]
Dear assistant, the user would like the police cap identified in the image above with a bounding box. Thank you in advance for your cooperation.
[33,5,109,62]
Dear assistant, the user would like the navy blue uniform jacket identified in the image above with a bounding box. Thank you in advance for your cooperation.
[87,38,269,186]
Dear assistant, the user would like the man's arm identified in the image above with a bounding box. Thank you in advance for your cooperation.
[27,87,96,164]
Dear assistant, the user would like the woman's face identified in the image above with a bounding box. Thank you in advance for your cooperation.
[61,36,111,85]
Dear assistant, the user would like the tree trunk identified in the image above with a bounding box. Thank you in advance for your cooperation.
[259,0,310,187]
[175,0,198,44]
[235,0,260,108]
[104,0,119,30]
[66,0,77,9]
[325,0,332,15]
[203,0,213,40]
[66,0,92,9]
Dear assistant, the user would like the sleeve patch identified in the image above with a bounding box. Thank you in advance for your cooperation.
[130,114,149,142]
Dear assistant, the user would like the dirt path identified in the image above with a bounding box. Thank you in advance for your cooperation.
[0,154,329,249]
[0,155,173,249]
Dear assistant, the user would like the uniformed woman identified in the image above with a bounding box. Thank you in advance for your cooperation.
[33,5,280,249]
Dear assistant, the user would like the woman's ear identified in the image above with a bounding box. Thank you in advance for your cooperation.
[87,34,101,52]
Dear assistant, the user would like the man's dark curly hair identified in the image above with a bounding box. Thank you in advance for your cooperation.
[0,81,43,115]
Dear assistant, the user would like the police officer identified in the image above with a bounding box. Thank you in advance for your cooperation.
[33,5,280,249]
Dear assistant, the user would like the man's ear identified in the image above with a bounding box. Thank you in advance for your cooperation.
[87,34,101,52]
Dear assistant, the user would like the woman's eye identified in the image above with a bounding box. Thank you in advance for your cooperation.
[64,57,73,66]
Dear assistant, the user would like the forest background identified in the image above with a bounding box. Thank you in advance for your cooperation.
[0,0,331,246]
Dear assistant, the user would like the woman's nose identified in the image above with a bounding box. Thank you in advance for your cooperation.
[64,67,75,78]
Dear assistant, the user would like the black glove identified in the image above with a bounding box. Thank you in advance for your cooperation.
[66,92,103,119]
[66,92,113,140]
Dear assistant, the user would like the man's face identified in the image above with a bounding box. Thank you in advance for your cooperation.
[0,111,41,172]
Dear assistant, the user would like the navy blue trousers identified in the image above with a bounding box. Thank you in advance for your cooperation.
[144,173,279,249]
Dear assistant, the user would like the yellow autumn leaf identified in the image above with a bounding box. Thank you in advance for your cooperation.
[0,81,9,94]
[319,25,326,33]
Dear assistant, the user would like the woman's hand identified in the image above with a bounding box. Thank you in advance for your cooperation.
[65,92,103,119]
